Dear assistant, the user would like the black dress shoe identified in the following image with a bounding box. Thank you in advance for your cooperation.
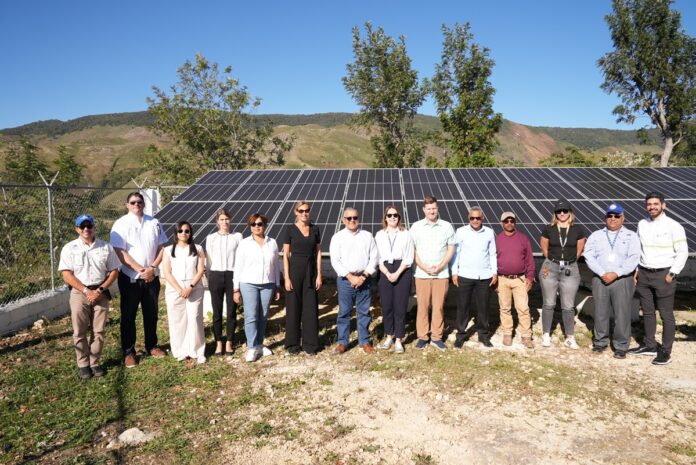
[613,351,626,359]
[592,346,607,353]
[481,340,493,348]
[78,367,92,380]
[91,365,106,377]
[453,339,465,349]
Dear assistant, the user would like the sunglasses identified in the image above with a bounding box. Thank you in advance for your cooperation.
[129,200,144,205]
[502,219,516,224]
[606,213,623,219]
[386,213,400,218]
[251,222,265,227]
[177,229,191,234]
[78,224,94,230]
[297,208,310,214]
[555,209,570,214]
[469,216,482,221]
[344,216,359,221]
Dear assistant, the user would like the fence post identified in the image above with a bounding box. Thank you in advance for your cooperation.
[38,171,60,291]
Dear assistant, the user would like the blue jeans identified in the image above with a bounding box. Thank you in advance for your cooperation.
[239,283,275,349]
[337,276,372,345]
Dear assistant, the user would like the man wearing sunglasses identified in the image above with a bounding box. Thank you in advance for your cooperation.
[59,214,120,379]
[494,212,535,349]
[451,207,497,348]
[110,192,169,368]
[584,203,640,359]
[329,207,378,354]
[631,192,688,365]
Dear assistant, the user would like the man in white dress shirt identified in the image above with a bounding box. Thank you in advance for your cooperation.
[59,214,120,379]
[110,192,168,368]
[330,207,378,354]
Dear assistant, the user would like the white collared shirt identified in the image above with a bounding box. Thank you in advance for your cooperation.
[329,227,378,277]
[233,236,280,289]
[638,213,688,274]
[205,232,243,271]
[110,212,168,279]
[451,225,497,279]
[374,228,414,266]
[58,238,120,286]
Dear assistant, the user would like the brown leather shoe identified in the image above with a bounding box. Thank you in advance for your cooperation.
[361,343,373,354]
[124,354,137,368]
[521,337,534,349]
[149,347,166,358]
[503,335,513,346]
[335,343,348,354]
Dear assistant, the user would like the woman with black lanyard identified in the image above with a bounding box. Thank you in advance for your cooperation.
[539,199,586,349]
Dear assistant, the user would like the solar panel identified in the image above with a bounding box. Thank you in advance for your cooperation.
[156,167,696,255]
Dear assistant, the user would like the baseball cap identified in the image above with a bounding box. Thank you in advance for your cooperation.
[75,214,95,226]
[500,211,516,222]
[553,199,572,212]
[605,203,624,214]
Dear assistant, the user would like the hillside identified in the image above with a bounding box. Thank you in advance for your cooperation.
[0,112,665,185]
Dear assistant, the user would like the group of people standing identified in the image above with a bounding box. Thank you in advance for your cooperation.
[58,189,688,379]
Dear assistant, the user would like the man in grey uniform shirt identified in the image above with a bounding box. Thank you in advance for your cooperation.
[583,203,640,359]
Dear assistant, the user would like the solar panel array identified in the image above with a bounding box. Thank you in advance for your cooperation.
[156,167,696,255]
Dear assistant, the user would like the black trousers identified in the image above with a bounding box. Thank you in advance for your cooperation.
[455,277,492,342]
[285,256,319,353]
[378,260,412,339]
[636,268,676,354]
[208,270,237,342]
[118,273,160,356]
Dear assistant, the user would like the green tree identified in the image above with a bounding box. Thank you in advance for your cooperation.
[146,53,293,184]
[432,23,503,168]
[539,146,594,167]
[2,138,50,183]
[598,0,696,167]
[343,22,428,167]
[54,145,84,186]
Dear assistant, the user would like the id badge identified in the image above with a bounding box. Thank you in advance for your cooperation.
[607,253,616,263]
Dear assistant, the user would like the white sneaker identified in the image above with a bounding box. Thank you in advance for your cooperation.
[542,333,551,347]
[245,349,258,362]
[564,337,579,350]
[196,356,207,364]
[394,340,404,354]
[380,336,394,350]
[261,346,273,357]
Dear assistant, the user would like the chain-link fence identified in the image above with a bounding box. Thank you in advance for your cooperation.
[0,184,188,308]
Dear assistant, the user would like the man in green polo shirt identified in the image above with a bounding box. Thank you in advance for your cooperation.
[409,196,455,350]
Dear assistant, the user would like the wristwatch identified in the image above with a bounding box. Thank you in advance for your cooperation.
[98,286,105,293]
[362,272,370,278]
[190,284,195,288]
[668,272,678,279]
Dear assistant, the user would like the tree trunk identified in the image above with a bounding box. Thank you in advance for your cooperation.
[661,137,674,167]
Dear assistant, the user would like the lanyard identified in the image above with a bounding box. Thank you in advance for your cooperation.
[605,228,620,251]
[557,226,569,259]
[387,230,398,259]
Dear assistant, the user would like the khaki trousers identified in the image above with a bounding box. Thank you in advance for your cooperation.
[497,276,531,337]
[69,290,109,368]
[415,278,449,341]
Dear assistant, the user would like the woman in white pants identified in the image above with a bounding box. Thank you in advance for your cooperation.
[162,221,207,364]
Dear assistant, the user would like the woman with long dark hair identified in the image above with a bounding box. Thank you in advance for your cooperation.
[206,208,243,356]
[375,205,414,354]
[162,221,207,363]
[280,201,322,356]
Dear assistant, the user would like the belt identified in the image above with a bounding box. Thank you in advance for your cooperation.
[86,284,102,290]
[638,265,669,272]
[499,273,525,279]
[549,258,576,265]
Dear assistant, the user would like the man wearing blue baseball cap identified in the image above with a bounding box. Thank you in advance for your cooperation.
[58,214,120,379]
[583,203,641,359]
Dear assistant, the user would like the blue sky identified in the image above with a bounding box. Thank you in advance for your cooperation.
[1,0,694,130]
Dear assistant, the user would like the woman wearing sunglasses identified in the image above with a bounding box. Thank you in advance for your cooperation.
[233,214,281,362]
[161,221,207,364]
[539,199,587,349]
[206,208,243,356]
[280,201,322,356]
[374,206,414,353]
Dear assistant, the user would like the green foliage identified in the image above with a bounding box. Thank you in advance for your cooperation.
[343,22,428,167]
[432,23,502,168]
[539,146,594,167]
[598,0,696,166]
[2,137,51,183]
[146,53,294,184]
[54,145,85,186]
[672,122,696,165]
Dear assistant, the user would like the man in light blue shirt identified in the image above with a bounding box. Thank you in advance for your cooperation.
[584,203,640,359]
[451,206,497,348]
